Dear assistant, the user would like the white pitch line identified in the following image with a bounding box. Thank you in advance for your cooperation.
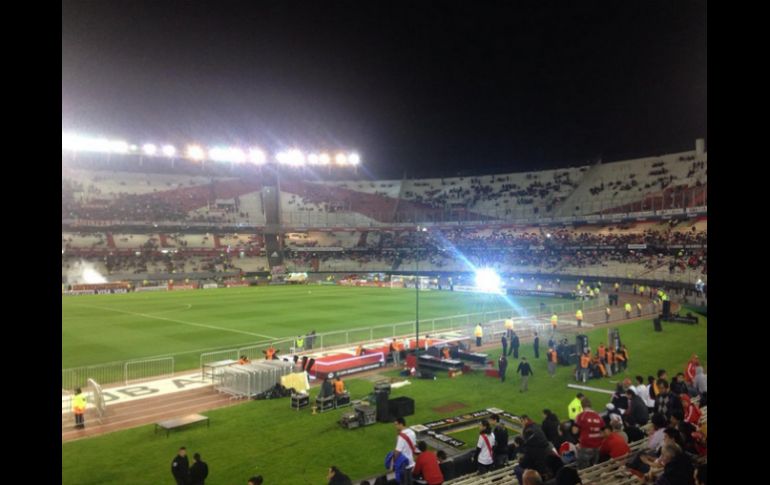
[75,304,275,339]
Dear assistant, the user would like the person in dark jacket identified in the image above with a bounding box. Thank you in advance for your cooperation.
[517,358,534,392]
[511,332,520,358]
[624,389,650,427]
[651,444,694,485]
[501,334,508,357]
[327,465,353,485]
[533,332,540,359]
[498,354,508,383]
[654,380,683,421]
[171,447,190,485]
[436,450,456,481]
[514,425,552,484]
[189,453,209,485]
[541,409,561,446]
[489,413,509,468]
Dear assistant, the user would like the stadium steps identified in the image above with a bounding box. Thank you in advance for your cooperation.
[61,386,238,442]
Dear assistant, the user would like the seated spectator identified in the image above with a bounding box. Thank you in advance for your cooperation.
[624,389,650,427]
[647,444,694,485]
[522,469,544,485]
[327,466,352,485]
[436,450,455,481]
[694,463,706,485]
[555,466,582,485]
[412,441,444,485]
[598,424,631,462]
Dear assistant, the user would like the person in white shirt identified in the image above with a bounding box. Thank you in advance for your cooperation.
[394,417,417,485]
[473,419,496,474]
[634,375,655,409]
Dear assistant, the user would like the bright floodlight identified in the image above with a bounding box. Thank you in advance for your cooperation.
[307,153,319,164]
[186,145,205,160]
[335,153,348,164]
[142,143,157,156]
[319,153,331,165]
[475,268,502,293]
[278,149,305,166]
[249,148,266,164]
[348,152,360,165]
[162,145,176,157]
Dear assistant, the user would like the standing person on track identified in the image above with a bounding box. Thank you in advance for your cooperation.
[72,387,87,429]
[624,302,632,319]
[551,313,558,333]
[475,323,483,347]
[533,332,540,359]
[511,332,520,359]
[575,309,583,327]
[501,334,508,357]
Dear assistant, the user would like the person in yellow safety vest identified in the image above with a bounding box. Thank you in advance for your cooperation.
[295,336,304,351]
[474,323,483,347]
[614,282,620,292]
[579,279,584,286]
[637,302,643,316]
[551,314,558,331]
[575,309,583,327]
[662,293,669,301]
[568,393,584,420]
[624,302,632,318]
[639,285,645,296]
[576,283,582,291]
[605,307,611,322]
[588,289,594,298]
[72,387,87,429]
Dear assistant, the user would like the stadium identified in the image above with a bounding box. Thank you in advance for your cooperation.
[62,3,707,485]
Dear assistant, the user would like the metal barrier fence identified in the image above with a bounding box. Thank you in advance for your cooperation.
[124,357,174,385]
[62,293,609,388]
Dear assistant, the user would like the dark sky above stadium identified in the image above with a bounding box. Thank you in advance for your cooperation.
[62,1,706,179]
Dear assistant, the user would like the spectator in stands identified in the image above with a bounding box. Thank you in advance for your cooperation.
[189,453,209,485]
[473,419,496,474]
[489,413,509,468]
[647,414,669,452]
[393,417,417,484]
[598,424,631,462]
[514,421,553,482]
[247,476,263,485]
[522,469,544,485]
[693,367,707,405]
[572,398,604,469]
[541,409,560,445]
[171,447,190,485]
[436,450,455,481]
[555,466,582,485]
[646,444,694,485]
[670,373,688,396]
[610,415,628,443]
[654,380,683,421]
[412,441,444,485]
[327,465,353,485]
[694,464,706,485]
[624,389,650,427]
[634,375,655,412]
[679,394,702,426]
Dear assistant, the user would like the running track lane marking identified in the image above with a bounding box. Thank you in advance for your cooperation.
[73,304,276,339]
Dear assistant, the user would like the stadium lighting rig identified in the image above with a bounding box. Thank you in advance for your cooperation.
[62,132,361,167]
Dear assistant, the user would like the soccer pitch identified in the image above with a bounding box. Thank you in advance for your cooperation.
[62,285,562,370]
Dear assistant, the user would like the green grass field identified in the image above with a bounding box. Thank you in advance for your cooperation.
[61,313,707,485]
[62,286,565,370]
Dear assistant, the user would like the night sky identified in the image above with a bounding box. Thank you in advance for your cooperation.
[62,1,707,179]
